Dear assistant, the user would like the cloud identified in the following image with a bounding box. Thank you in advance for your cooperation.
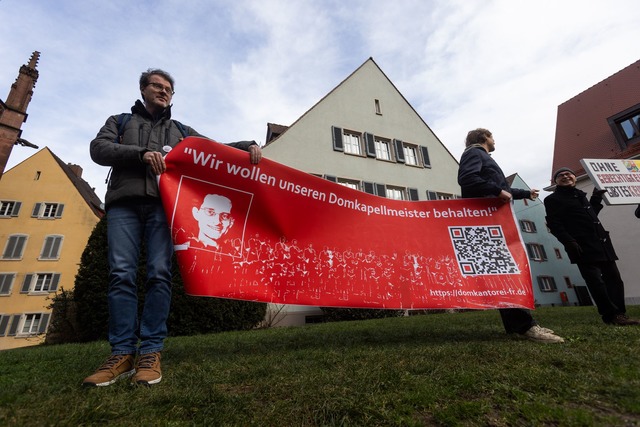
[2,0,640,200]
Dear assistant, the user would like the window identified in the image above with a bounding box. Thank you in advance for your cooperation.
[343,131,363,155]
[2,234,27,260]
[426,191,455,200]
[386,186,405,200]
[337,178,360,191]
[520,220,537,233]
[526,243,547,261]
[31,202,65,219]
[564,277,573,288]
[20,313,48,336]
[374,99,382,115]
[40,235,63,260]
[0,200,21,217]
[554,248,563,259]
[608,103,640,149]
[537,276,557,292]
[0,273,16,295]
[374,137,392,161]
[403,144,419,166]
[21,273,61,293]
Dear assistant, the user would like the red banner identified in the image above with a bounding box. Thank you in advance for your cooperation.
[159,137,534,310]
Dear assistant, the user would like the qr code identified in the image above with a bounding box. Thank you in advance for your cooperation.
[449,226,520,276]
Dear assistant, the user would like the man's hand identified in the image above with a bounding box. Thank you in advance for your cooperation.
[498,190,512,203]
[249,144,262,164]
[592,188,608,197]
[529,189,539,200]
[143,151,166,175]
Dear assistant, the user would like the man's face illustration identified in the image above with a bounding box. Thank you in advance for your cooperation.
[192,194,234,246]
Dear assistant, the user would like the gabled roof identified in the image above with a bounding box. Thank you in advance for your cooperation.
[263,57,456,162]
[48,148,104,217]
[551,59,640,181]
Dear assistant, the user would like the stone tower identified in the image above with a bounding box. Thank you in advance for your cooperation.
[0,51,40,178]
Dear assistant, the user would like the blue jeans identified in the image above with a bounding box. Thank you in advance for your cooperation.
[106,198,173,355]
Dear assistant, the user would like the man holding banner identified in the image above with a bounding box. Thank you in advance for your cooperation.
[458,128,564,343]
[84,68,262,387]
[544,167,640,326]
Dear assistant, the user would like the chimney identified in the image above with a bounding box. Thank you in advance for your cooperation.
[67,164,83,177]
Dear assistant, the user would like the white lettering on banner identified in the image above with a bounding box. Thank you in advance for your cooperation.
[278,179,326,201]
[226,164,277,186]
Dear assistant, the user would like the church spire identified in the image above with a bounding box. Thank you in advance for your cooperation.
[0,51,41,178]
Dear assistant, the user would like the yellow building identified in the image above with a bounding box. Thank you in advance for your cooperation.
[0,148,103,350]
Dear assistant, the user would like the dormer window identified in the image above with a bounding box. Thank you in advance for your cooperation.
[608,103,640,149]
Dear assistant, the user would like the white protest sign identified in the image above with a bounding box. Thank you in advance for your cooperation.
[580,158,640,205]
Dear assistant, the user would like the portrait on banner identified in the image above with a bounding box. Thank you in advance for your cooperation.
[170,175,253,258]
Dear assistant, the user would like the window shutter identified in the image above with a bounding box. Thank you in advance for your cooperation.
[21,274,33,293]
[38,313,50,334]
[394,140,405,163]
[55,204,65,218]
[375,183,386,197]
[8,315,20,336]
[3,238,15,259]
[331,126,343,152]
[0,315,9,336]
[421,146,431,168]
[363,182,375,195]
[50,274,61,292]
[408,188,419,201]
[11,202,21,217]
[31,203,42,217]
[50,237,62,259]
[364,133,376,158]
[324,175,337,183]
[426,191,437,200]
[41,237,53,259]
[0,274,14,294]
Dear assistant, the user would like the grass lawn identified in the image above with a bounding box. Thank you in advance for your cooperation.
[1,306,639,426]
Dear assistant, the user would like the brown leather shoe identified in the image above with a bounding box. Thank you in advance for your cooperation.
[82,354,135,387]
[132,352,162,386]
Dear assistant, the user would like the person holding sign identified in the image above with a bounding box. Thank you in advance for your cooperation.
[458,128,564,343]
[84,69,261,387]
[544,167,640,326]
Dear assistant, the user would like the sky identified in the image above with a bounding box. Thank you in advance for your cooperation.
[2,0,640,202]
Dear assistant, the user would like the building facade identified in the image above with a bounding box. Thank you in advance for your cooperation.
[0,148,103,350]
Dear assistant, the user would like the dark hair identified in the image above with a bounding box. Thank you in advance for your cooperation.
[465,128,492,147]
[139,68,175,92]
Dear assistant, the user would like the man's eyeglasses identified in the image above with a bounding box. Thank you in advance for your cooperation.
[147,82,175,95]
[556,172,574,178]
[200,208,231,221]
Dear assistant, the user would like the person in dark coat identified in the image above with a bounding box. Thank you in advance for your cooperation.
[544,167,640,326]
[458,128,564,343]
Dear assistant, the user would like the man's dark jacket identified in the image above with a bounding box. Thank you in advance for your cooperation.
[544,185,617,263]
[457,145,530,200]
[90,100,256,208]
